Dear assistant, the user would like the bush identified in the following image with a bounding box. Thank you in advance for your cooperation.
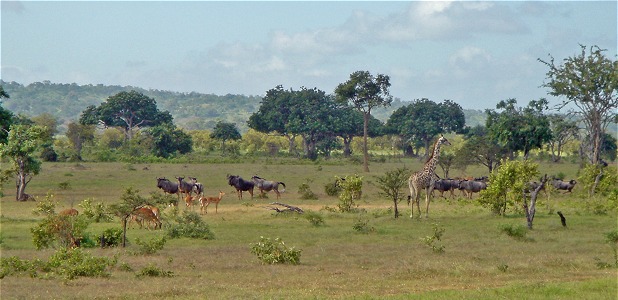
[352,218,375,234]
[420,223,445,253]
[100,228,124,247]
[298,180,318,200]
[338,175,363,212]
[324,182,341,196]
[79,198,112,223]
[499,223,530,241]
[304,211,325,226]
[133,236,167,255]
[136,263,173,278]
[250,236,301,265]
[166,211,215,240]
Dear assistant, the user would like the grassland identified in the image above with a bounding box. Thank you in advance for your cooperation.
[0,159,616,299]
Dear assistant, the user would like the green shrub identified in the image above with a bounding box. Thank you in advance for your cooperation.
[605,229,618,268]
[133,236,167,255]
[420,223,445,253]
[136,263,173,278]
[304,211,325,226]
[47,248,116,280]
[352,218,375,234]
[298,181,318,200]
[100,228,124,247]
[79,198,112,223]
[324,182,341,196]
[166,211,215,240]
[338,175,363,212]
[499,223,530,241]
[250,236,301,265]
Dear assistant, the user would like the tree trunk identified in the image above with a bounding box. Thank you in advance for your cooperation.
[122,217,128,247]
[343,136,352,157]
[523,174,547,229]
[362,112,370,172]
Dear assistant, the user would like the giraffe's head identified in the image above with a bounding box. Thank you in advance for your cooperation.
[438,135,451,146]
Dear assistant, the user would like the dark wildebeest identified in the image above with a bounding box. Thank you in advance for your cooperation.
[458,180,487,199]
[251,175,286,199]
[552,179,577,193]
[176,176,195,198]
[227,174,254,200]
[156,177,180,206]
[188,177,204,197]
[432,178,461,199]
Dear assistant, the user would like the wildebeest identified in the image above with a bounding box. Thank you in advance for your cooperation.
[156,177,180,205]
[227,174,254,200]
[458,180,487,199]
[552,179,577,193]
[432,178,461,199]
[252,175,286,199]
[176,176,196,198]
[188,176,204,197]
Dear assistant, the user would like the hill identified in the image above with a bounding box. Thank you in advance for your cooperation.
[0,80,486,133]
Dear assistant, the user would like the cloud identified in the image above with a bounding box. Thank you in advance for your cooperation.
[2,1,25,13]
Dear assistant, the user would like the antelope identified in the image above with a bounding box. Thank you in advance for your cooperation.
[199,191,225,214]
[132,207,162,230]
[184,194,196,209]
[59,208,79,216]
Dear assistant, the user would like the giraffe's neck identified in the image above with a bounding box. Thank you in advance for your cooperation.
[423,142,442,174]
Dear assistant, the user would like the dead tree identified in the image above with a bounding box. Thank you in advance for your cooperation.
[522,174,548,229]
[263,202,304,214]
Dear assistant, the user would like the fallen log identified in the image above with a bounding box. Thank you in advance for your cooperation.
[263,202,304,214]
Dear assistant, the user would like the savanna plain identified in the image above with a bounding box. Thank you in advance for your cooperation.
[0,158,616,299]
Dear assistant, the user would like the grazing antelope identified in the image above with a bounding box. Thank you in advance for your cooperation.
[133,207,162,230]
[199,191,225,214]
[59,208,79,216]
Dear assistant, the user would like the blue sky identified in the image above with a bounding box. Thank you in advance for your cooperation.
[1,1,616,110]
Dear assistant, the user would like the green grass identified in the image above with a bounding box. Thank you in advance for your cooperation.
[0,160,615,299]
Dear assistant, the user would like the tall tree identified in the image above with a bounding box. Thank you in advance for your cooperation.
[248,85,298,154]
[455,125,507,173]
[0,124,46,201]
[539,44,618,164]
[79,90,173,141]
[66,122,95,161]
[335,71,392,172]
[486,98,552,159]
[147,123,193,158]
[210,121,241,153]
[386,99,465,158]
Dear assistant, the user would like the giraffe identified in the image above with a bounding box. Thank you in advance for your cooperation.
[408,135,451,218]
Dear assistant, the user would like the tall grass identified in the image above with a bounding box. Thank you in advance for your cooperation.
[0,160,615,299]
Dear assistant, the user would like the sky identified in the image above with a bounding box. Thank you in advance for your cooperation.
[1,1,616,110]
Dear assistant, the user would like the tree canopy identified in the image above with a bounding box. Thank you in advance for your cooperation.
[79,90,173,141]
[539,44,618,164]
[335,71,392,172]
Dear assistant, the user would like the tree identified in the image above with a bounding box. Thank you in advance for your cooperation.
[108,187,152,247]
[374,167,409,218]
[210,121,241,153]
[0,87,13,144]
[386,99,465,158]
[147,123,193,158]
[486,98,553,159]
[79,90,173,141]
[547,114,579,162]
[456,125,507,173]
[0,124,46,201]
[66,122,95,161]
[332,108,383,157]
[539,44,618,164]
[248,85,299,154]
[335,71,392,172]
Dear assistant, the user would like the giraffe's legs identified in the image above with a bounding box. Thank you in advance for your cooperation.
[424,186,432,218]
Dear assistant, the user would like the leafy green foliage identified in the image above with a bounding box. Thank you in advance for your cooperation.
[0,124,46,200]
[578,164,618,198]
[100,228,124,248]
[250,236,301,265]
[304,211,325,226]
[420,223,445,253]
[352,218,375,234]
[374,167,409,218]
[1,248,116,281]
[166,211,215,240]
[136,263,174,278]
[133,236,167,255]
[79,198,112,223]
[337,175,363,212]
[298,181,318,200]
[31,193,91,250]
[478,159,540,215]
[324,181,341,196]
[146,123,193,158]
[604,229,618,268]
[498,223,530,241]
